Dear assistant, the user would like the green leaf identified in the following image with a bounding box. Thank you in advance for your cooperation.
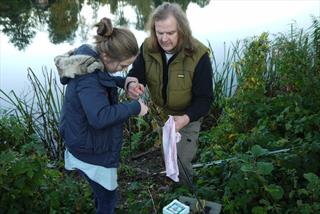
[251,145,268,157]
[257,161,273,175]
[14,177,26,189]
[265,184,284,201]
[259,199,270,206]
[297,188,309,196]
[303,172,319,184]
[304,172,320,190]
[240,163,255,172]
[252,206,267,214]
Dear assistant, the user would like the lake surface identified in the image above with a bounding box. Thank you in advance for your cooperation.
[0,0,319,103]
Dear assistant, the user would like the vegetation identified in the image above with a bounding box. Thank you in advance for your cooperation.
[1,18,320,213]
[196,18,320,213]
[0,114,94,213]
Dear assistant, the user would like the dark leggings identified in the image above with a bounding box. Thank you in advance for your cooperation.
[80,170,118,214]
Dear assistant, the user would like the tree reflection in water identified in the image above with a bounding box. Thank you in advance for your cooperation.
[0,0,209,50]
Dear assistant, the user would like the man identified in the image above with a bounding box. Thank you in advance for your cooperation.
[125,2,213,184]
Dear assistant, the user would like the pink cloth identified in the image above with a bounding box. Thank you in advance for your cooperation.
[162,116,181,182]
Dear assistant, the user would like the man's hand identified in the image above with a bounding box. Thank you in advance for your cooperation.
[173,114,190,132]
[125,77,144,99]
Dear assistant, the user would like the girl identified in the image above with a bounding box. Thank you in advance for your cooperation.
[56,17,148,214]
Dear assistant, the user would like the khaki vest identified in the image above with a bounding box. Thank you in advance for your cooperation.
[143,38,209,118]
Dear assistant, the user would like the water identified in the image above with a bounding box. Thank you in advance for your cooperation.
[0,0,319,102]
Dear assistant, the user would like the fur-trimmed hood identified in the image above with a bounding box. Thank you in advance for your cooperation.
[54,45,104,84]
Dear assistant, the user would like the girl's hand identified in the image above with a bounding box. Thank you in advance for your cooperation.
[138,100,148,116]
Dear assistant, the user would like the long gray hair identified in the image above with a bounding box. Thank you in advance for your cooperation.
[146,2,196,55]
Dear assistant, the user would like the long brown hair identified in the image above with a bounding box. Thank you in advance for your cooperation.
[94,17,139,61]
[146,2,196,55]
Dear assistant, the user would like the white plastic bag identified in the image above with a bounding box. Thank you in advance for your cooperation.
[162,116,181,182]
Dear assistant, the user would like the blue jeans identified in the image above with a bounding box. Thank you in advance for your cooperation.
[80,170,118,214]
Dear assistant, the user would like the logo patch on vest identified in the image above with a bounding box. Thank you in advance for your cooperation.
[177,74,184,78]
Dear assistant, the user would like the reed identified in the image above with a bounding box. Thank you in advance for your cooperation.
[0,67,64,161]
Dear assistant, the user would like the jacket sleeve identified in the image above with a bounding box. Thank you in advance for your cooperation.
[76,75,141,129]
[113,76,126,89]
[185,53,213,122]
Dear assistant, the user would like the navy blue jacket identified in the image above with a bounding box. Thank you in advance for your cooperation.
[59,45,140,168]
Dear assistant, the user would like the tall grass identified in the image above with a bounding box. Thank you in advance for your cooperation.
[210,41,240,98]
[204,40,241,127]
[0,67,64,161]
